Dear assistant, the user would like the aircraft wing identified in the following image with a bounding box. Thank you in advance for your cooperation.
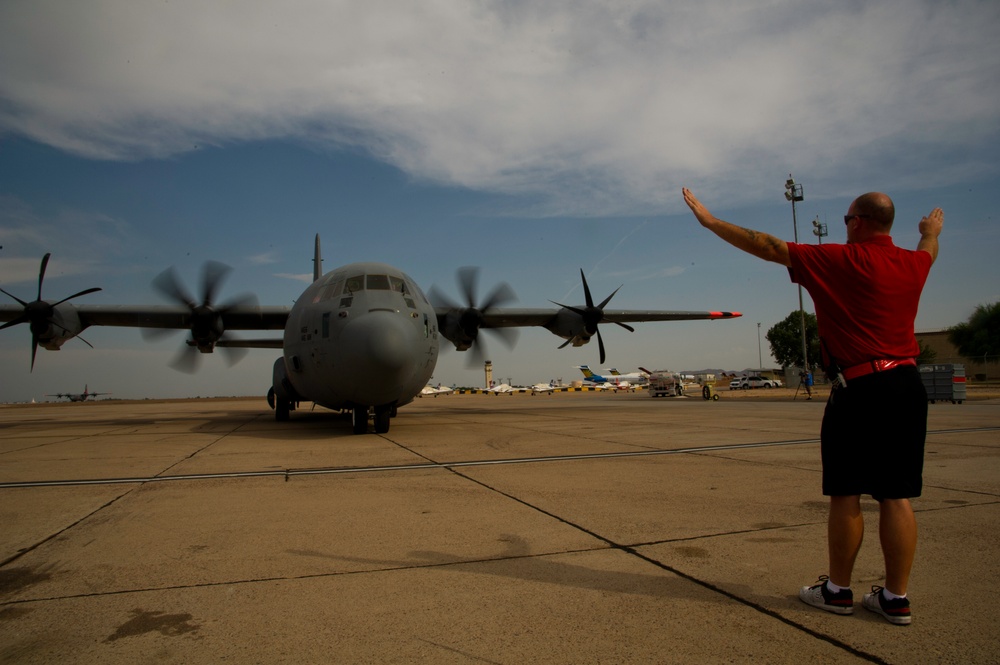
[474,308,741,328]
[434,303,740,364]
[69,305,291,330]
[214,338,285,349]
[0,304,290,329]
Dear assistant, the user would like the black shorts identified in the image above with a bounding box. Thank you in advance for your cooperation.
[820,365,927,500]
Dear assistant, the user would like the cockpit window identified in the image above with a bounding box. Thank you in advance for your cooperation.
[345,275,364,293]
[409,281,430,304]
[317,279,343,301]
[367,274,391,290]
[335,273,419,306]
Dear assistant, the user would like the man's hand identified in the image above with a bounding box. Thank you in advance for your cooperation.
[919,208,943,238]
[683,187,716,228]
[917,207,943,263]
[681,187,790,266]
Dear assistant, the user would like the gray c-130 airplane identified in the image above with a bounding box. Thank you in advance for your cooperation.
[0,239,740,434]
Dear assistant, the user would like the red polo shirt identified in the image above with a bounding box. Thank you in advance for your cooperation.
[787,236,932,368]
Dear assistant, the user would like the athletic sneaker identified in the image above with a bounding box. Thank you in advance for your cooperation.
[863,586,912,625]
[799,575,854,615]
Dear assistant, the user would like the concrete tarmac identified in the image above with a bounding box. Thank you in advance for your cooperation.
[1,391,998,664]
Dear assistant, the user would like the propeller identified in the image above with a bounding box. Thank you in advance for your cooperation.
[551,269,634,365]
[0,253,101,370]
[144,260,257,373]
[429,266,519,367]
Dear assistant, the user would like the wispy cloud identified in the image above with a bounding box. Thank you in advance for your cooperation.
[274,272,313,283]
[247,251,280,265]
[1,1,998,217]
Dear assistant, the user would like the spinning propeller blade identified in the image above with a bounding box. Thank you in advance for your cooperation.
[0,253,102,370]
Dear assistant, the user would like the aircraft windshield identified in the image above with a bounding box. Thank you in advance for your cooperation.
[315,272,423,307]
[364,274,407,292]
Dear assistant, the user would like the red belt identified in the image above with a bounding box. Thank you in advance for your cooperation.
[842,358,916,381]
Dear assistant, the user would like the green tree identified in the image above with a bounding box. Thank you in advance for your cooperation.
[766,310,820,369]
[916,339,937,365]
[948,302,1000,362]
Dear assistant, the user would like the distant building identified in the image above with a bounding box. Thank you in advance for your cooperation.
[916,329,996,380]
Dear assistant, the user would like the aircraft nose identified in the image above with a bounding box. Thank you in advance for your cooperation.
[340,311,413,375]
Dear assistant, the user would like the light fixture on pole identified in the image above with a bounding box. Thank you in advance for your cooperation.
[784,175,810,374]
[812,216,828,244]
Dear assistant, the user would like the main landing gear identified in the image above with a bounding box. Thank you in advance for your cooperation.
[267,387,296,421]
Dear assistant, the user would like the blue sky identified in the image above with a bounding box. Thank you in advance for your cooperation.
[1,0,998,402]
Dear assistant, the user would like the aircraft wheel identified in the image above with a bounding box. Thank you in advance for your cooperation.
[352,407,368,434]
[275,399,290,422]
[374,406,391,434]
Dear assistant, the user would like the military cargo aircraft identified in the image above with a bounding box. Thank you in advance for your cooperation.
[0,240,740,434]
[45,385,111,402]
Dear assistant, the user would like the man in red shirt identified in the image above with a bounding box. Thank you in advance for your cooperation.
[683,187,943,625]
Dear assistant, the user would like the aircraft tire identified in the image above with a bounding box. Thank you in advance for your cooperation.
[374,406,391,434]
[275,399,290,422]
[352,407,368,434]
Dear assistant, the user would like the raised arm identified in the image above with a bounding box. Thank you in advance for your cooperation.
[682,188,791,267]
[917,208,943,264]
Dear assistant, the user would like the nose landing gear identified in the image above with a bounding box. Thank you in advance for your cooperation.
[352,403,397,434]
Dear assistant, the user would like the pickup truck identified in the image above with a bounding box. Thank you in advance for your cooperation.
[733,375,781,389]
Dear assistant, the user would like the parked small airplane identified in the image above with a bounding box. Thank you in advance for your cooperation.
[530,382,562,394]
[419,384,454,397]
[576,365,648,386]
[0,244,740,434]
[45,385,111,402]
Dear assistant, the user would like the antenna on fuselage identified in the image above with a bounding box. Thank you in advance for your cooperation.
[313,234,323,282]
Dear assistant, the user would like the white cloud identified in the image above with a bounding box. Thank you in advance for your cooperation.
[247,252,279,265]
[274,273,314,283]
[1,0,998,214]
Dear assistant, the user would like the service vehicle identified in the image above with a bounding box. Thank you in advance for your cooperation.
[648,370,684,397]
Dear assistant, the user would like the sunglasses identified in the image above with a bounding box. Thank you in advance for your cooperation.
[843,214,871,225]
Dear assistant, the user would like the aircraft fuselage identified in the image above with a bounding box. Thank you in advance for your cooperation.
[280,262,438,414]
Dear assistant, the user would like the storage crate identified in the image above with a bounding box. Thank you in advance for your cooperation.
[918,364,966,404]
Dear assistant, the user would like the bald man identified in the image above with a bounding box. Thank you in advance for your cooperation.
[684,187,943,625]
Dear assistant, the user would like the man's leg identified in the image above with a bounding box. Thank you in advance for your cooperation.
[879,498,917,595]
[828,495,863,587]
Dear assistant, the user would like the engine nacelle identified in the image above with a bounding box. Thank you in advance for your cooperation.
[542,308,591,347]
[36,303,86,351]
[438,309,475,351]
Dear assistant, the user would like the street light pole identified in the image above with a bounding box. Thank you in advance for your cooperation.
[785,175,810,374]
[757,322,763,371]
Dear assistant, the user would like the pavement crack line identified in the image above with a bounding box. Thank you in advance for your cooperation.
[0,415,267,568]
[0,491,135,569]
[383,436,894,665]
[446,467,893,665]
[148,413,267,480]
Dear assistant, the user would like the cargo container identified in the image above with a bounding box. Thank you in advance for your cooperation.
[919,363,966,404]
